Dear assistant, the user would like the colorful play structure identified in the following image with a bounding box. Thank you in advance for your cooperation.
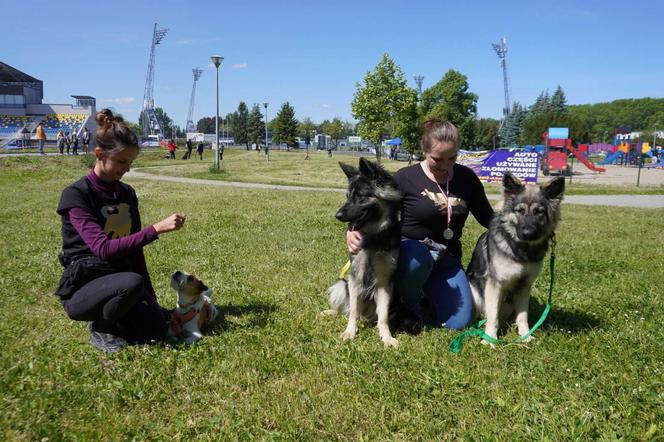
[598,140,663,168]
[539,127,606,175]
[520,128,664,173]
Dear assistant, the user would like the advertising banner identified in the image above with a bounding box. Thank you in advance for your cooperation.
[458,150,540,183]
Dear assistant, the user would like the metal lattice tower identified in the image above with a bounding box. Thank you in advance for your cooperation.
[492,36,511,122]
[185,68,203,133]
[142,23,168,138]
[413,75,424,98]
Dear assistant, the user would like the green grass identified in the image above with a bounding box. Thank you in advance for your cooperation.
[0,155,663,440]
[132,147,664,195]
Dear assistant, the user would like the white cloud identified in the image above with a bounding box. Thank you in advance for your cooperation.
[105,97,136,105]
[175,39,197,45]
[322,104,330,108]
[231,63,247,69]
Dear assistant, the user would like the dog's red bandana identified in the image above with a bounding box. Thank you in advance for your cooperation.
[168,299,212,337]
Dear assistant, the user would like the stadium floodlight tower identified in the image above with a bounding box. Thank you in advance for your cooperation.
[142,23,168,139]
[185,68,203,133]
[413,75,424,98]
[492,36,511,125]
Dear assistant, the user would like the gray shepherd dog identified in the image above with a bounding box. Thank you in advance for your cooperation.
[466,172,565,345]
[324,157,402,348]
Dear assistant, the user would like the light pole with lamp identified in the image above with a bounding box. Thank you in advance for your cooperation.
[263,102,269,161]
[210,55,223,170]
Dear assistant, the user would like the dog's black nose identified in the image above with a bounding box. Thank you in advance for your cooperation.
[172,270,182,278]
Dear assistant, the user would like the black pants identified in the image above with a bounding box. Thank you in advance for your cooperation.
[62,272,166,343]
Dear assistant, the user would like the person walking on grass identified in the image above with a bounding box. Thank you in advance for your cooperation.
[71,130,79,155]
[82,127,90,154]
[185,138,193,160]
[35,121,46,155]
[167,139,177,159]
[197,142,204,160]
[57,129,65,155]
[55,108,186,353]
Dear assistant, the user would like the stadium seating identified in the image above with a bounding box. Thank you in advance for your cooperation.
[42,113,87,136]
[0,115,33,136]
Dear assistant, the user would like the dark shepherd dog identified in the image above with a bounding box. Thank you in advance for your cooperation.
[466,172,565,345]
[323,157,402,348]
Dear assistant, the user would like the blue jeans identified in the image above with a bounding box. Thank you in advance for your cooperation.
[38,139,45,154]
[394,239,474,330]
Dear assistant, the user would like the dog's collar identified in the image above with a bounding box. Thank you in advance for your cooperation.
[177,288,213,309]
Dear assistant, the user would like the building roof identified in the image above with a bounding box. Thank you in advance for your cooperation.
[0,62,41,83]
[71,95,96,99]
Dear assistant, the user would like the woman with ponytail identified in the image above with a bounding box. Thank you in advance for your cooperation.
[55,109,186,352]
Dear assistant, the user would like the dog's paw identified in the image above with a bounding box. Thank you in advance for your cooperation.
[341,329,357,341]
[480,339,496,349]
[320,309,338,316]
[520,334,536,343]
[382,336,399,348]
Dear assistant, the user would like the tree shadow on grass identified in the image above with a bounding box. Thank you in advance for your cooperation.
[208,301,278,334]
[529,298,601,334]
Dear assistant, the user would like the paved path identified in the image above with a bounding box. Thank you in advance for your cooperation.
[126,170,664,208]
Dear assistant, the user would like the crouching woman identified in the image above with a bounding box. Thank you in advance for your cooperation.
[55,108,186,352]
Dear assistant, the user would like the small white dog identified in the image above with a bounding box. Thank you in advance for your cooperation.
[168,271,219,344]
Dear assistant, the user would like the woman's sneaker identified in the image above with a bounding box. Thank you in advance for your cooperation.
[88,322,127,353]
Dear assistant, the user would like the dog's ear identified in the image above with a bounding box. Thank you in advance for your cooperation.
[358,157,376,179]
[339,162,359,180]
[541,176,565,201]
[502,172,525,197]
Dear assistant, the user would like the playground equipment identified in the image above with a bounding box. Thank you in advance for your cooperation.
[540,127,606,175]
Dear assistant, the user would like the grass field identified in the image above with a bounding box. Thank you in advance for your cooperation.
[0,154,662,440]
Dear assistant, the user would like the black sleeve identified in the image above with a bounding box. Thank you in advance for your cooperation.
[468,172,494,229]
[56,184,90,215]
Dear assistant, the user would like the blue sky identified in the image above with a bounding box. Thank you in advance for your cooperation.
[4,0,663,127]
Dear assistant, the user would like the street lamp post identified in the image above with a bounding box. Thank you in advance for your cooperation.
[263,102,269,162]
[210,55,224,170]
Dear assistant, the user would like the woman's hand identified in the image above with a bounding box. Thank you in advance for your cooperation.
[346,230,363,254]
[153,213,186,234]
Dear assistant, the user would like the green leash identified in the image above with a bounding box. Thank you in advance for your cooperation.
[449,236,557,354]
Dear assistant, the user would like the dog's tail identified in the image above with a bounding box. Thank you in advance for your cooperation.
[325,279,349,315]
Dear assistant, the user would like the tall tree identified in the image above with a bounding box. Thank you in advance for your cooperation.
[234,102,250,149]
[272,102,299,149]
[418,69,478,148]
[247,104,265,146]
[530,90,551,115]
[299,117,316,150]
[550,85,568,114]
[498,102,528,147]
[474,118,500,149]
[352,53,417,162]
[323,118,344,148]
[196,117,213,133]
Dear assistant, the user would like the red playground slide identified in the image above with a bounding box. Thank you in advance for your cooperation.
[566,141,606,172]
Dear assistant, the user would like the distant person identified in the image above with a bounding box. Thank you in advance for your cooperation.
[82,127,91,154]
[185,138,193,160]
[57,129,65,155]
[35,121,46,155]
[71,131,79,155]
[167,139,177,159]
[327,145,332,158]
[197,142,204,160]
[64,131,71,155]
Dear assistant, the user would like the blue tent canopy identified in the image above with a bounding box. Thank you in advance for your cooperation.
[386,137,401,145]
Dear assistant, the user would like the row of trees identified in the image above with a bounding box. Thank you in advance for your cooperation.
[351,53,490,160]
[493,90,664,147]
[135,56,664,155]
[196,103,357,150]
